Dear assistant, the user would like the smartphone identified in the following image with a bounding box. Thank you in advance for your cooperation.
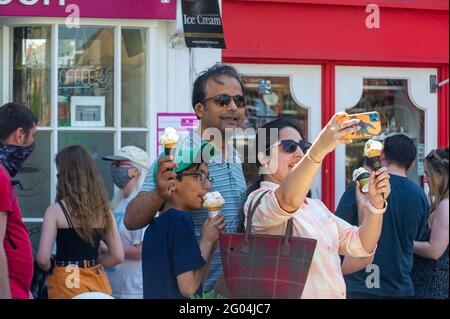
[336,111,382,140]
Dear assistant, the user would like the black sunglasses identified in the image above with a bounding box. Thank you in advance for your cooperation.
[202,94,246,108]
[267,139,312,154]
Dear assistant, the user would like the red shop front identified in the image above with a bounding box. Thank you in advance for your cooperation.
[222,0,449,210]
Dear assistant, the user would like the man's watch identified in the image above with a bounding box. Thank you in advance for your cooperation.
[367,200,387,215]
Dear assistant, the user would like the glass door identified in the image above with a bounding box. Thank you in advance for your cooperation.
[335,66,438,207]
[231,64,322,198]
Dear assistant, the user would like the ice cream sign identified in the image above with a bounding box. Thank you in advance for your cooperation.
[0,0,176,20]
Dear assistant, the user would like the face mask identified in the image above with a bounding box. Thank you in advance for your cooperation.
[0,141,36,177]
[111,166,132,189]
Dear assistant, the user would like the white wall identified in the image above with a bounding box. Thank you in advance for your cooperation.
[164,0,222,114]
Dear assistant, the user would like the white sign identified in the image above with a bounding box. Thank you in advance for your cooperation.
[70,96,105,127]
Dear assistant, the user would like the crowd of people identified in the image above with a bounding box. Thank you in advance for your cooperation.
[0,63,448,299]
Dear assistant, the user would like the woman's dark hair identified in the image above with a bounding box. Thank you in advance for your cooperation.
[236,119,306,233]
[383,134,417,170]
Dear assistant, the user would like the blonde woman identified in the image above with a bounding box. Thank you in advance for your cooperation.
[37,145,124,299]
[413,148,449,299]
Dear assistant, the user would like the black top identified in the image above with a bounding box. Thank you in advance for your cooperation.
[412,230,449,299]
[55,201,104,262]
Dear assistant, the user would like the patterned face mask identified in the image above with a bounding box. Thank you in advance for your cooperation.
[111,166,133,189]
[0,141,36,177]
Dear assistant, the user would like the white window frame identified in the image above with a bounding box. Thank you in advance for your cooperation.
[335,66,438,207]
[0,17,162,223]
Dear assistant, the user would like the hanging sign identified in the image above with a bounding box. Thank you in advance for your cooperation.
[181,0,226,49]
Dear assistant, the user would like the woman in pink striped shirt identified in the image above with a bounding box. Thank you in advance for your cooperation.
[239,114,390,299]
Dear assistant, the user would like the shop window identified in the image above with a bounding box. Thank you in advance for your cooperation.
[237,75,309,186]
[25,222,42,257]
[122,132,147,151]
[13,26,51,126]
[58,27,114,127]
[58,132,115,198]
[121,29,147,128]
[16,132,51,219]
[345,79,425,188]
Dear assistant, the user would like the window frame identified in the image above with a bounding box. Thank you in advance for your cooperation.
[1,17,158,223]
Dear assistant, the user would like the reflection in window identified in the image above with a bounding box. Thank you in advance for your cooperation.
[122,29,146,128]
[58,132,114,199]
[16,132,51,218]
[58,27,114,127]
[237,76,309,186]
[122,132,147,151]
[13,27,51,126]
[345,79,425,187]
[25,222,42,257]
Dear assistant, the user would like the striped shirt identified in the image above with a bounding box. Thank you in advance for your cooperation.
[244,181,375,299]
[141,131,247,291]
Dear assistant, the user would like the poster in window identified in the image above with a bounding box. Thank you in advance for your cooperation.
[70,96,106,127]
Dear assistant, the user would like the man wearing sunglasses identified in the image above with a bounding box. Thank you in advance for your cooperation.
[124,63,248,292]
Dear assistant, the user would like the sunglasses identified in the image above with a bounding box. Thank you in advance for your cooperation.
[176,172,214,184]
[202,94,246,108]
[267,139,312,154]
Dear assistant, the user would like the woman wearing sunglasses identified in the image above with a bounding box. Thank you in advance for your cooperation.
[238,115,391,299]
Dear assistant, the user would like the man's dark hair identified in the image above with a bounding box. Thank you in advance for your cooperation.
[383,134,417,170]
[0,103,37,141]
[192,63,245,109]
[356,156,375,171]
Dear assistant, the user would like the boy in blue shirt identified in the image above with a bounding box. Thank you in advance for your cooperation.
[142,143,225,299]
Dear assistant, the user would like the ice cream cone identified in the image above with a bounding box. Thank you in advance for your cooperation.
[203,192,225,218]
[358,176,370,193]
[353,167,370,193]
[208,207,222,218]
[164,143,177,158]
[364,139,383,170]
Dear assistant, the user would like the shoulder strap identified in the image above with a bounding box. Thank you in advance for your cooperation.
[58,201,74,229]
[246,189,271,232]
[247,189,294,237]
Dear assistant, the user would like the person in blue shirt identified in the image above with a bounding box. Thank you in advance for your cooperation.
[335,134,429,298]
[125,64,247,291]
[142,143,226,299]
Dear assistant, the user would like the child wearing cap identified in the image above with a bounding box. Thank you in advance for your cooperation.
[142,143,225,299]
[102,146,150,299]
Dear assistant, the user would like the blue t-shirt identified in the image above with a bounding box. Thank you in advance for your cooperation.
[141,132,247,290]
[335,175,429,298]
[142,208,206,299]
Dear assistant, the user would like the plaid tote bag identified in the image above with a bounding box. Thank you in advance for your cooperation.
[219,190,317,299]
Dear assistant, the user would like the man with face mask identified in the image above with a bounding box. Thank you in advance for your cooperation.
[0,102,37,299]
[102,146,150,299]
